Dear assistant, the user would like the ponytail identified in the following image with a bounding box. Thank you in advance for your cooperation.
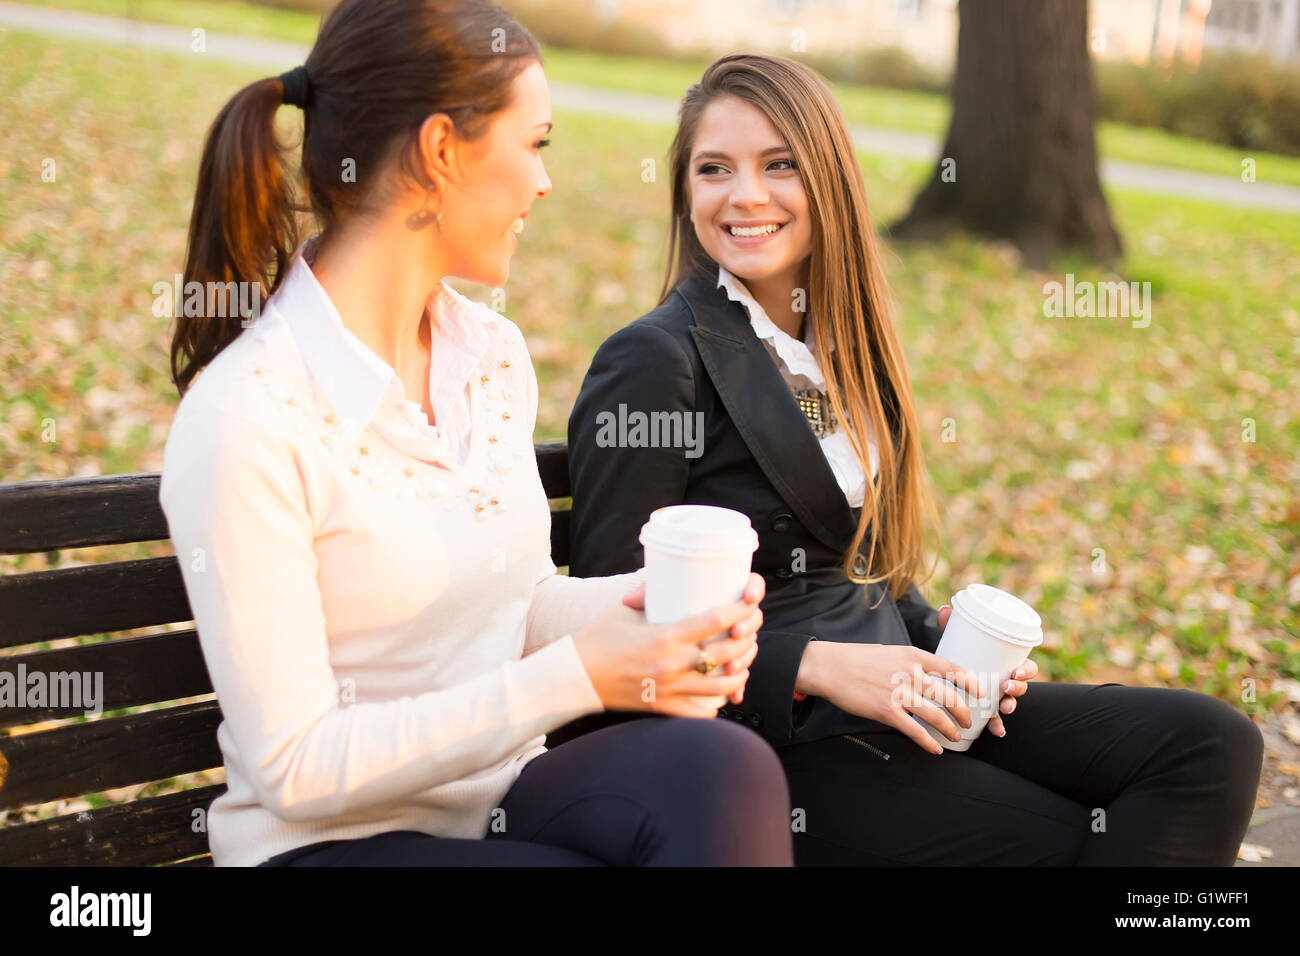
[170,76,300,394]
[169,0,542,394]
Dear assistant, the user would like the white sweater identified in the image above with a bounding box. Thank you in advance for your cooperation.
[160,254,639,866]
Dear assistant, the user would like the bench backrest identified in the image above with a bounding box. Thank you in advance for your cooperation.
[0,441,573,865]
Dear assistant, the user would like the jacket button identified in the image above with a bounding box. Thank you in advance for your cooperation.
[733,710,746,722]
[718,707,730,719]
[771,513,793,533]
[775,568,794,579]
[750,714,763,729]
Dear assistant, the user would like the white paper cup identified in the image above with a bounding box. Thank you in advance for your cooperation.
[915,583,1043,751]
[639,506,759,662]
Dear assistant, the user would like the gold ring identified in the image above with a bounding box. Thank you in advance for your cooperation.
[693,650,718,675]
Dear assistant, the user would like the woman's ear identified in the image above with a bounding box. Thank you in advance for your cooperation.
[417,112,459,191]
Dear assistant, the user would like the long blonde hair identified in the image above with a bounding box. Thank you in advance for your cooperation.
[659,53,939,602]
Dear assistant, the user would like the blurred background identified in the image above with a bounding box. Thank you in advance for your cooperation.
[0,0,1296,853]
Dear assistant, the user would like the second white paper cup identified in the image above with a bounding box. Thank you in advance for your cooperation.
[917,583,1043,751]
[639,505,759,654]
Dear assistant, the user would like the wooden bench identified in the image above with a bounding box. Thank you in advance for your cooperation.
[0,440,610,865]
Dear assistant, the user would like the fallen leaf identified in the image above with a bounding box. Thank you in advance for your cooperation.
[1237,842,1274,862]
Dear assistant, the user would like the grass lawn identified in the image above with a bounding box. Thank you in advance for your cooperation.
[18,0,1300,188]
[1,26,1296,716]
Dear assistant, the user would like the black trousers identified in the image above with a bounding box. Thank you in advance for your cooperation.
[261,716,793,866]
[780,681,1264,865]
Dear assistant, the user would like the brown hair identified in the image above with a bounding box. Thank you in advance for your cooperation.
[171,0,541,393]
[660,53,940,603]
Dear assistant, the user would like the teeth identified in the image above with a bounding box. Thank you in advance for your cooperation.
[511,217,525,234]
[728,223,781,237]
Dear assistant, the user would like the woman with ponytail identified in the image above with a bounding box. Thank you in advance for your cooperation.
[160,0,792,867]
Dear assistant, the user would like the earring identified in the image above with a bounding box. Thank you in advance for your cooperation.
[431,183,447,235]
[431,181,445,231]
[405,181,446,233]
[431,184,447,234]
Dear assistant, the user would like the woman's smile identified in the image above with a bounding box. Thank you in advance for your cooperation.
[721,220,789,247]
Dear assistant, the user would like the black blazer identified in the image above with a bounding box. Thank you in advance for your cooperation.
[566,265,946,747]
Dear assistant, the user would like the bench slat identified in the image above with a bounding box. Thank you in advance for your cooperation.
[0,557,192,648]
[0,700,223,810]
[0,473,168,554]
[0,629,211,728]
[0,784,224,866]
[535,440,569,499]
[549,508,570,568]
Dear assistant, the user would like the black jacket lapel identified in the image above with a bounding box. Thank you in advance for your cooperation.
[677,269,855,554]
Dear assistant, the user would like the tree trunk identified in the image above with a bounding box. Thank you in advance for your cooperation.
[889,0,1122,268]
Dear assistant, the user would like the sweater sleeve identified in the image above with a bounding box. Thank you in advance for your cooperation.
[159,406,604,825]
[524,563,647,657]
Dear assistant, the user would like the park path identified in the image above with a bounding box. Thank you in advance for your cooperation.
[3,0,1299,865]
[4,0,1300,212]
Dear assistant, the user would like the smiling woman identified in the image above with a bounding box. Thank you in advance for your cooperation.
[156,0,792,868]
[659,55,929,599]
[566,52,1266,867]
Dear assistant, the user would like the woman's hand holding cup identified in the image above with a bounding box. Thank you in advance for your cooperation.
[798,641,986,754]
[572,572,765,717]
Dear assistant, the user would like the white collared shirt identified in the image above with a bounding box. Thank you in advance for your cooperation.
[283,237,485,465]
[717,266,878,508]
[159,248,638,866]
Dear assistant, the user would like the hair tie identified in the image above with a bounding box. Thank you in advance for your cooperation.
[278,65,311,109]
